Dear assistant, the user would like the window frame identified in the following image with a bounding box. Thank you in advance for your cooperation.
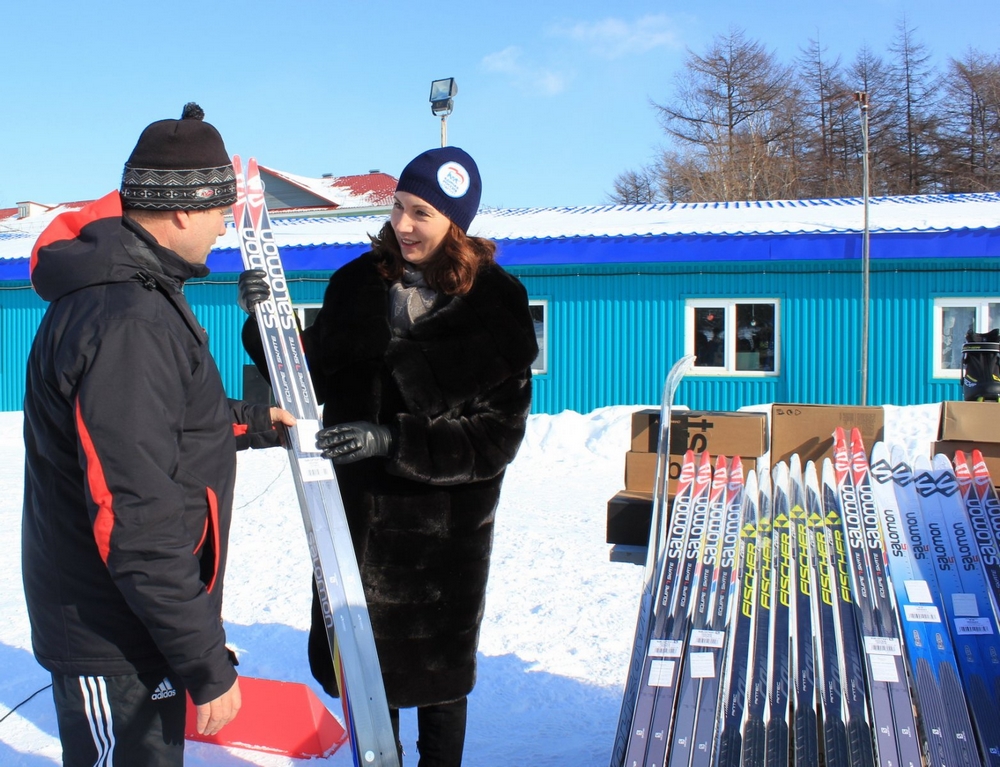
[295,303,321,330]
[932,296,1000,378]
[684,298,781,377]
[528,298,549,376]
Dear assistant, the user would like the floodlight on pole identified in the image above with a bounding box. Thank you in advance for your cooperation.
[429,78,458,147]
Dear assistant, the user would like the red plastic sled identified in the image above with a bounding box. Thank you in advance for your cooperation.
[185,676,347,759]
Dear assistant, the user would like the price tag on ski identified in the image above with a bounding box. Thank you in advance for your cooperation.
[232,156,399,767]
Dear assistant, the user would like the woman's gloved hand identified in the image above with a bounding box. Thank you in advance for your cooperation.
[316,422,394,464]
[237,269,270,314]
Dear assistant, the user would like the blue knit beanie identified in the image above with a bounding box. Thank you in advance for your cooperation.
[395,147,482,232]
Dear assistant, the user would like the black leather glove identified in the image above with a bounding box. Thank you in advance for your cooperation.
[237,269,270,314]
[316,422,394,464]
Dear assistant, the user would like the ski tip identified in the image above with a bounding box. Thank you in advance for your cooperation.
[730,454,743,476]
[952,449,967,470]
[849,426,866,455]
[714,453,728,473]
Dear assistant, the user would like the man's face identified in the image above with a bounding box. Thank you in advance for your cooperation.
[174,206,228,265]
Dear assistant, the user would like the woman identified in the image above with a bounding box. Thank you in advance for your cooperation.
[241,147,537,765]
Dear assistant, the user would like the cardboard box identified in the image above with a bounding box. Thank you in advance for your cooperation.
[625,451,757,496]
[939,401,1000,444]
[769,404,884,465]
[606,490,655,547]
[630,409,768,456]
[932,441,1000,483]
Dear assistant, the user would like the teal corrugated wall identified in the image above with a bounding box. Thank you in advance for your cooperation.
[0,283,47,411]
[508,258,973,414]
[0,260,983,414]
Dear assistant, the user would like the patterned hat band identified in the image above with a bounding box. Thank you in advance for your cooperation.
[121,164,237,210]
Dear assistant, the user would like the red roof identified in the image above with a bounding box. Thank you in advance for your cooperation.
[258,166,397,210]
[325,172,397,206]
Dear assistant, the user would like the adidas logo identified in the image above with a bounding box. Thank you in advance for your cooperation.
[151,678,177,701]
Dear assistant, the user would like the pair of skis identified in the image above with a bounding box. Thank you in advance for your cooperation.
[833,428,922,767]
[869,443,982,767]
[231,156,398,767]
[913,450,1000,767]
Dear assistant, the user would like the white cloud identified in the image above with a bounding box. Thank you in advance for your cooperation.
[553,14,683,59]
[481,46,569,96]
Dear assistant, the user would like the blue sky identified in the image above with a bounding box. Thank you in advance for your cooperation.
[2,0,998,210]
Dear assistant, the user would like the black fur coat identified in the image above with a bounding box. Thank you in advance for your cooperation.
[300,252,537,708]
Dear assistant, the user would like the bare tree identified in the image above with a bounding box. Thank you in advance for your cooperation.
[939,50,1000,190]
[609,167,661,204]
[651,28,800,201]
[797,38,842,196]
[886,17,942,192]
[847,45,899,195]
[610,17,999,203]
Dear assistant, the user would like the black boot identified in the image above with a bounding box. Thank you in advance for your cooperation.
[390,708,404,765]
[962,329,1000,401]
[416,697,467,767]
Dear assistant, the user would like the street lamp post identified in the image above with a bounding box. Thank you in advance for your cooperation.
[429,78,458,147]
[856,91,871,406]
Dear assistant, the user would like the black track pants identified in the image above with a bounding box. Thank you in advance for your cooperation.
[50,670,186,767]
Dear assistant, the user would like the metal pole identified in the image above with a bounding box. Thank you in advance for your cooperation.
[857,92,871,406]
[440,115,447,147]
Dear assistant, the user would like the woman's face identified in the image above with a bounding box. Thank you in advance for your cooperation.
[390,191,451,266]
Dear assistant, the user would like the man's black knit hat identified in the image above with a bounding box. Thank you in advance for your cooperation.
[120,103,236,210]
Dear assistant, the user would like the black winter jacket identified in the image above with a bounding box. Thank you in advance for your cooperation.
[250,251,537,708]
[22,192,276,705]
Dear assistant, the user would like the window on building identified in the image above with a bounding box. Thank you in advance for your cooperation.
[296,304,321,329]
[529,300,548,375]
[933,297,1000,377]
[685,299,779,375]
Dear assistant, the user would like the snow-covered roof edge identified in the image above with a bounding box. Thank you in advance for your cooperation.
[2,191,999,260]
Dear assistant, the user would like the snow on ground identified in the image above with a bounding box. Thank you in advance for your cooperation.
[0,404,940,765]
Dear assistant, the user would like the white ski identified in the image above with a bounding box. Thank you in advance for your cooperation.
[232,156,398,767]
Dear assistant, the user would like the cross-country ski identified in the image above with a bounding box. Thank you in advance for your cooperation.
[612,355,695,767]
[233,156,399,767]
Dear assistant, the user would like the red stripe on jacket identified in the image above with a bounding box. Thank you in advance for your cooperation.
[204,488,221,593]
[30,191,123,278]
[74,397,115,564]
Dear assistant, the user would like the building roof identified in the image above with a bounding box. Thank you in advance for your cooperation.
[203,191,1000,250]
[258,165,397,209]
[2,191,1000,270]
[0,166,397,259]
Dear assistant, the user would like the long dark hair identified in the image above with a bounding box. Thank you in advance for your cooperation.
[370,221,496,296]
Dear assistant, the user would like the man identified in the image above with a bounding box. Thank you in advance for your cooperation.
[21,103,294,766]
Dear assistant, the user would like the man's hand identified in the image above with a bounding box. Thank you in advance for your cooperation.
[195,678,242,736]
[270,407,297,428]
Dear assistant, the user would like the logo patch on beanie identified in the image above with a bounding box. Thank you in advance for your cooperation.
[194,187,217,199]
[437,161,471,198]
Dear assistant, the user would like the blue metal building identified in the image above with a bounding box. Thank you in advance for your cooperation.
[1,192,998,413]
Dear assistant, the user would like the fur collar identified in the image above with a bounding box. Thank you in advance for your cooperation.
[325,253,537,414]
